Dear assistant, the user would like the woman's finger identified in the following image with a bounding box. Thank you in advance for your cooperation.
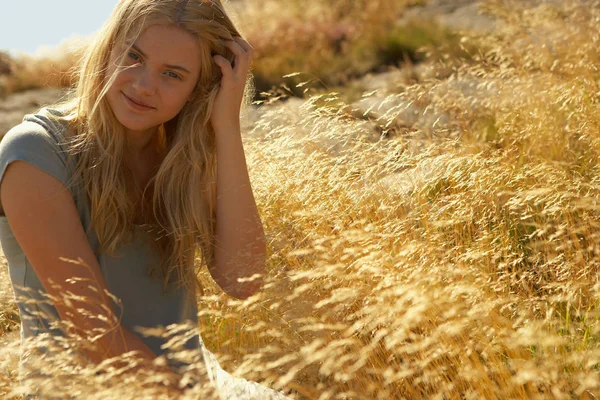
[213,54,233,78]
[233,36,254,54]
[224,40,246,58]
[223,41,252,75]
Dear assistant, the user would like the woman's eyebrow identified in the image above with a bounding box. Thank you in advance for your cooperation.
[130,44,147,57]
[131,43,191,74]
[164,63,191,74]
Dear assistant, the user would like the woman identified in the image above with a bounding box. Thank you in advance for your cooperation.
[0,0,288,398]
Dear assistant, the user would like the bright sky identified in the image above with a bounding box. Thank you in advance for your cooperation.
[0,1,118,55]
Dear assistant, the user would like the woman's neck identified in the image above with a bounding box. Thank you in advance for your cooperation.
[125,126,160,159]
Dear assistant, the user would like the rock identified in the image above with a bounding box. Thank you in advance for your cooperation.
[353,94,421,128]
[438,3,497,33]
[430,75,502,114]
[399,0,497,34]
[242,97,307,140]
[378,154,451,199]
[350,92,451,135]
[353,68,408,94]
[243,96,381,156]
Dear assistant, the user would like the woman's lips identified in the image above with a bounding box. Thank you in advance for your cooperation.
[121,92,155,111]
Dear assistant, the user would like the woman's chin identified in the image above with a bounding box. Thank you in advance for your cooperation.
[113,113,157,135]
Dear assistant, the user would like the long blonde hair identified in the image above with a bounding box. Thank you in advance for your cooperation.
[55,0,249,292]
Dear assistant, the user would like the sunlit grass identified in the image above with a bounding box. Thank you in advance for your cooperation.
[0,40,84,96]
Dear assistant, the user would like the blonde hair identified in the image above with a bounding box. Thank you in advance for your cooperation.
[54,0,250,292]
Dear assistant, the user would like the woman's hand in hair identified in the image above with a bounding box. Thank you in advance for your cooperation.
[211,36,253,133]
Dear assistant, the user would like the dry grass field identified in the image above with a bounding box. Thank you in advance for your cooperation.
[1,0,600,398]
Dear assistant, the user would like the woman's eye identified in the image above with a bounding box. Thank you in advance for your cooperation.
[165,71,181,80]
[127,52,141,62]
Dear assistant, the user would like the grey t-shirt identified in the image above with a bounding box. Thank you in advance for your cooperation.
[0,108,200,369]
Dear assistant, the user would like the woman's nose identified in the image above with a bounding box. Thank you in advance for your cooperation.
[131,69,156,96]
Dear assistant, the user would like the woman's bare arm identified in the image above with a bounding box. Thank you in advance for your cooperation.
[210,124,266,300]
[0,161,184,390]
[209,37,266,300]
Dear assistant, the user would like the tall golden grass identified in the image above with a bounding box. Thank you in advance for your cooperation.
[0,39,85,96]
[233,0,422,92]
[2,0,600,398]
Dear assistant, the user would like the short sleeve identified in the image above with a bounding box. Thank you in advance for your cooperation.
[0,120,71,190]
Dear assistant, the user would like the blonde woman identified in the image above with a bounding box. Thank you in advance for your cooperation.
[0,0,289,398]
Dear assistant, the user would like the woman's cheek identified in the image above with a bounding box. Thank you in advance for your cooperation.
[166,86,189,109]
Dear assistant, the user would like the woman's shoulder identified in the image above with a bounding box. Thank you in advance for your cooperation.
[3,106,70,140]
[2,106,74,157]
[22,106,71,140]
[0,107,76,191]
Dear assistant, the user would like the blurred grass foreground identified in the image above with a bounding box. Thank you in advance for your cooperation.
[2,0,600,398]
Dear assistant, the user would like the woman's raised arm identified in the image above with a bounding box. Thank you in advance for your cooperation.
[208,37,266,300]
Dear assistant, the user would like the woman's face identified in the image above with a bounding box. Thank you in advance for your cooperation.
[106,24,202,137]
